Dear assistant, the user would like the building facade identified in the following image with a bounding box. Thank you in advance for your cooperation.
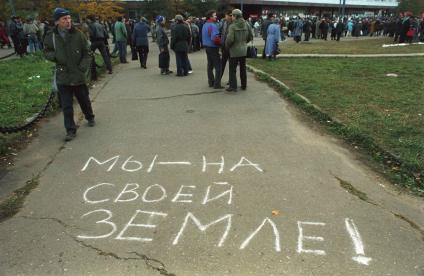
[229,0,399,18]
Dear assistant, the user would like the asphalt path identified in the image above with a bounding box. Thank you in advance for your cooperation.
[0,42,423,275]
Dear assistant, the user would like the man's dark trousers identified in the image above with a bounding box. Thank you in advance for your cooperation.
[159,50,170,71]
[175,51,189,76]
[220,47,230,81]
[136,45,149,68]
[116,41,127,63]
[262,40,267,59]
[205,47,222,87]
[229,56,246,90]
[91,40,112,72]
[58,84,94,134]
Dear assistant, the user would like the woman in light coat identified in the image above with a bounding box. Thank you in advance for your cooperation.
[265,18,281,60]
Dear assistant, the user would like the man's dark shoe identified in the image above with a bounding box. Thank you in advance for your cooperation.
[166,70,173,74]
[214,85,224,89]
[226,87,237,92]
[88,119,96,127]
[108,70,113,74]
[65,131,76,142]
[241,87,246,90]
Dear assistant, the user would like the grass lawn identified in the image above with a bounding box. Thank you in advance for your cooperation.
[249,57,424,194]
[272,37,424,55]
[0,54,53,127]
[0,53,112,154]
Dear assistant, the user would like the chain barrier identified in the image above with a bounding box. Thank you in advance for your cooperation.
[0,52,16,60]
[0,90,56,134]
[0,53,104,134]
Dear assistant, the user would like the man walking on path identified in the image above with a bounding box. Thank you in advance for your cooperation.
[156,16,172,75]
[43,8,95,141]
[87,15,112,74]
[132,16,150,69]
[202,10,223,89]
[114,16,128,63]
[225,9,253,92]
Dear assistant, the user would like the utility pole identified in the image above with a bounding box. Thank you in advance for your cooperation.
[342,0,346,19]
[8,0,16,16]
[240,0,244,13]
[338,0,342,16]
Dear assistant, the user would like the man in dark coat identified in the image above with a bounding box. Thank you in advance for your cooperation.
[44,8,95,141]
[132,16,150,69]
[171,15,191,77]
[336,20,344,41]
[9,16,26,56]
[156,16,172,75]
[303,18,312,41]
[319,19,329,40]
[399,16,411,43]
[87,15,112,74]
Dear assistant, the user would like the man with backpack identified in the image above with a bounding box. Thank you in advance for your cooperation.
[87,15,112,75]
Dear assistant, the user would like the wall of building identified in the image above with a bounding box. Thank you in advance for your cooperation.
[231,0,398,18]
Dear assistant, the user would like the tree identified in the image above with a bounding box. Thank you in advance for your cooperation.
[138,0,175,21]
[217,0,232,18]
[40,0,124,21]
[182,0,217,17]
[1,0,49,19]
[79,1,124,20]
[397,0,424,15]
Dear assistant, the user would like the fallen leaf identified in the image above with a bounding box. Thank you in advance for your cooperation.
[272,210,280,216]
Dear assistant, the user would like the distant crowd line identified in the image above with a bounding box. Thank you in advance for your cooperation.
[252,13,424,44]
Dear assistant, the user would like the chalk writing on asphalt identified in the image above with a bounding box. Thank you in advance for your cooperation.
[78,155,372,266]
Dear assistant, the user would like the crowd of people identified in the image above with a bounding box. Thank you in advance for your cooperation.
[0,16,54,55]
[1,7,423,142]
[26,7,254,141]
[252,13,424,45]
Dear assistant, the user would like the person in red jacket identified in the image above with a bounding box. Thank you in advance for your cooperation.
[0,21,11,48]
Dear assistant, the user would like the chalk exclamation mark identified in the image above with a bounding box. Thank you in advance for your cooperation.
[345,218,372,266]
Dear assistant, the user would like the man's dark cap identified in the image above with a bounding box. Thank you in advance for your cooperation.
[53,7,70,21]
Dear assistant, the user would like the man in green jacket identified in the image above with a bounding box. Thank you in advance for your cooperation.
[225,9,253,92]
[114,16,128,63]
[44,8,95,141]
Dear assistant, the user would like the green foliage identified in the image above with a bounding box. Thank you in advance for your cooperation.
[183,0,218,17]
[397,0,424,14]
[0,52,115,156]
[134,0,219,20]
[0,54,53,127]
[259,37,424,55]
[249,57,424,195]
